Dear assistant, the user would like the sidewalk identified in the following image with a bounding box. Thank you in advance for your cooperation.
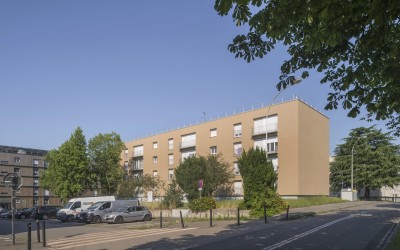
[0,200,381,250]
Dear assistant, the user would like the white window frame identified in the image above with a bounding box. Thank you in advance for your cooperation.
[153,156,158,164]
[168,139,174,150]
[210,128,217,138]
[210,146,217,155]
[168,154,174,165]
[233,123,242,138]
[153,142,158,149]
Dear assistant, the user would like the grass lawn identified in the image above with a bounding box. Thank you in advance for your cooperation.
[284,196,346,208]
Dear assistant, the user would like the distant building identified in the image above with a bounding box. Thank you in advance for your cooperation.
[0,145,62,209]
[123,99,330,198]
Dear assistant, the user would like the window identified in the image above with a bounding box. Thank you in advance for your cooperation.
[181,149,196,161]
[33,168,39,176]
[33,199,38,205]
[44,161,49,168]
[124,149,129,158]
[14,157,21,164]
[33,159,39,167]
[0,160,8,165]
[267,142,278,153]
[234,143,242,156]
[168,139,174,150]
[15,199,20,204]
[210,128,217,137]
[33,188,39,196]
[168,154,174,165]
[253,117,266,135]
[254,137,266,151]
[233,162,240,175]
[168,169,174,181]
[133,159,144,170]
[234,181,243,195]
[153,171,158,177]
[44,199,49,205]
[153,142,158,149]
[33,178,39,187]
[234,124,242,138]
[153,156,158,164]
[210,146,217,155]
[14,168,20,173]
[44,190,50,196]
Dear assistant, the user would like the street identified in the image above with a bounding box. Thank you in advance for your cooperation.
[0,201,399,249]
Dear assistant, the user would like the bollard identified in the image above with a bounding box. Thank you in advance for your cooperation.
[210,208,213,227]
[42,220,46,247]
[179,211,185,228]
[237,207,240,226]
[264,205,267,223]
[160,211,162,229]
[286,205,290,220]
[36,219,40,243]
[27,223,32,250]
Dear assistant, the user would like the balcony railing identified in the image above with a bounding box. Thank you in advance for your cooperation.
[133,164,144,170]
[180,140,196,149]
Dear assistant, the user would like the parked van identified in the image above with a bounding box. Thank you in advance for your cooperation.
[56,196,115,222]
[78,199,139,223]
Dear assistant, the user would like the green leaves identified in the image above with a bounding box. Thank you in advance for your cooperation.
[175,154,233,201]
[215,0,400,135]
[329,127,400,196]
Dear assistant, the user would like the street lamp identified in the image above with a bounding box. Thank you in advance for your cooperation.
[265,78,302,155]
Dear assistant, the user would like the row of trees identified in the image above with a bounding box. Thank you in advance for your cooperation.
[41,127,126,202]
[330,127,400,198]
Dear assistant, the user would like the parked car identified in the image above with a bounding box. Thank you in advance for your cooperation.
[57,196,115,222]
[78,200,139,224]
[32,206,62,220]
[6,208,27,219]
[0,210,10,218]
[103,206,152,224]
[15,207,36,219]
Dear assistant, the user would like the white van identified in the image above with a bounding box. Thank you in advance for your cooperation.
[77,199,139,223]
[56,196,115,222]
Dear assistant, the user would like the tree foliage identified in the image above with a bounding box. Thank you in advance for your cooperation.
[330,127,400,198]
[117,174,164,199]
[40,127,92,202]
[162,179,185,209]
[88,132,125,195]
[175,154,233,201]
[237,147,286,215]
[214,1,400,135]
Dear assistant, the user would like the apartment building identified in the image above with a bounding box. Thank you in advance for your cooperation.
[123,99,330,197]
[0,146,61,209]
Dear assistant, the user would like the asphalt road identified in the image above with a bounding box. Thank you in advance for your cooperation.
[1,202,399,249]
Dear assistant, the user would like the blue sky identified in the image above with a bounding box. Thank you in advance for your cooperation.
[0,1,397,154]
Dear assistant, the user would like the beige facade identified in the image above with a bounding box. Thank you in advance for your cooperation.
[0,146,62,209]
[123,99,330,197]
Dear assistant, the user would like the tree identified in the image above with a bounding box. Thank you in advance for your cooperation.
[88,132,125,195]
[214,1,400,135]
[40,127,93,202]
[117,174,164,199]
[237,147,276,203]
[175,154,233,201]
[330,127,400,198]
[162,179,185,209]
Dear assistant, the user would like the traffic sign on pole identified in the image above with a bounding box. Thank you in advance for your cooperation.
[2,173,22,190]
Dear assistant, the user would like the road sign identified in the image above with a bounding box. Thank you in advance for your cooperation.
[2,173,22,190]
[198,180,203,191]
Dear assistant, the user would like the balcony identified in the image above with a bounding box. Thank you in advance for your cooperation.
[180,140,196,149]
[132,164,144,171]
[252,123,278,136]
[133,150,144,157]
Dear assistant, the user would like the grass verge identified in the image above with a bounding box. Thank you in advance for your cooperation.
[284,196,345,209]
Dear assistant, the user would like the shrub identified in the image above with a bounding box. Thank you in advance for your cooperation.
[249,189,287,217]
[189,197,216,212]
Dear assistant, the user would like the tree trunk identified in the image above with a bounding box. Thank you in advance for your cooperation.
[365,187,370,200]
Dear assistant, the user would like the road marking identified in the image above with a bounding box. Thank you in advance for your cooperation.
[262,215,353,250]
[47,227,197,249]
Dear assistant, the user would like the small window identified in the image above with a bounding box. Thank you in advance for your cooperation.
[233,162,240,175]
[14,168,20,173]
[210,146,217,155]
[153,142,158,149]
[168,154,174,165]
[234,143,242,156]
[1,160,8,164]
[234,123,242,138]
[33,168,39,176]
[153,156,158,164]
[33,199,38,205]
[44,199,49,205]
[153,171,158,177]
[124,149,129,157]
[210,128,217,138]
[14,157,21,164]
[15,199,20,204]
[168,139,174,150]
[168,169,174,181]
[33,160,39,167]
